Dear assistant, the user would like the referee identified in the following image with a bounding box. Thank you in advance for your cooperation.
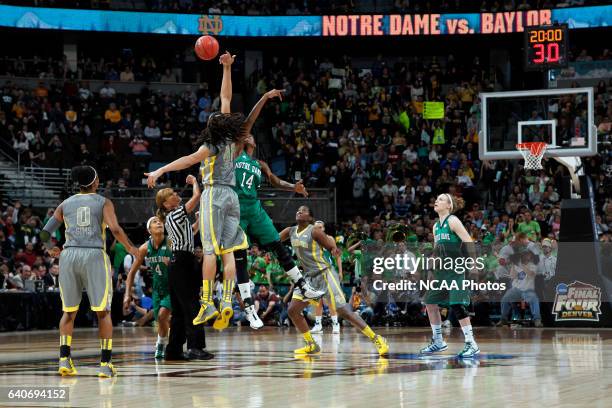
[155,175,213,360]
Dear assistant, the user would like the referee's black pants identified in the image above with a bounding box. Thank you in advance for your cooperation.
[166,251,206,354]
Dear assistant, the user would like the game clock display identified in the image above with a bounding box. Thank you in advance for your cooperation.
[524,24,568,71]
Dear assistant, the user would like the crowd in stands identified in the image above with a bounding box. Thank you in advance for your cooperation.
[1,44,611,329]
[1,0,607,14]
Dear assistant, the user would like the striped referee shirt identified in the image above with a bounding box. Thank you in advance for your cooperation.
[165,205,194,252]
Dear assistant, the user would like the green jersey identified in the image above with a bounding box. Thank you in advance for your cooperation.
[145,238,172,293]
[434,215,462,258]
[234,151,263,202]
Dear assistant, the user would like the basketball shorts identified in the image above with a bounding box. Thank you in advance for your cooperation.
[199,185,248,255]
[59,247,112,312]
[152,290,172,320]
[239,201,280,246]
[293,268,346,309]
[424,269,471,307]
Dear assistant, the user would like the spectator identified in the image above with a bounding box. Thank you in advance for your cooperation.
[517,212,541,241]
[254,285,280,326]
[498,250,543,327]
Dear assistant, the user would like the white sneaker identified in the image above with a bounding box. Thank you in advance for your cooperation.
[332,323,340,334]
[245,305,264,330]
[298,279,325,300]
[311,323,323,333]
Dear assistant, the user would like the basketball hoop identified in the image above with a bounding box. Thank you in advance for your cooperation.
[516,142,548,170]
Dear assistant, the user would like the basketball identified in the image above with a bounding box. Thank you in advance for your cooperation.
[195,35,219,61]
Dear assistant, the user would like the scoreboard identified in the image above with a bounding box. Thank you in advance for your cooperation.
[524,24,569,71]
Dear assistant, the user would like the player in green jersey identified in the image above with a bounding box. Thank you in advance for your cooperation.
[124,216,173,359]
[232,89,325,324]
[420,194,480,358]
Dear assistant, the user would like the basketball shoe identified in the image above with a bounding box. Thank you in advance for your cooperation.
[420,338,448,354]
[373,335,389,357]
[193,301,219,326]
[310,322,323,333]
[294,340,321,355]
[212,300,233,330]
[244,305,264,329]
[457,341,480,358]
[97,362,117,378]
[58,357,77,376]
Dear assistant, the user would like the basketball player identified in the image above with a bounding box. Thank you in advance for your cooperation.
[281,206,389,356]
[146,51,262,331]
[123,216,172,359]
[147,54,323,330]
[420,194,480,358]
[234,93,326,328]
[311,220,341,334]
[40,165,138,378]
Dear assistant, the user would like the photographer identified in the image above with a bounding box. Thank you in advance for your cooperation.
[497,250,543,327]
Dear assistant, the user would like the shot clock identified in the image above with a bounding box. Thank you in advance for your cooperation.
[524,24,568,71]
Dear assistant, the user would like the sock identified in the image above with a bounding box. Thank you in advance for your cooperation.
[315,316,322,325]
[237,282,253,307]
[157,335,168,346]
[431,324,443,343]
[361,325,376,340]
[285,266,303,283]
[303,331,314,343]
[60,335,72,358]
[462,325,475,343]
[222,279,235,303]
[100,339,112,364]
[202,280,213,303]
[331,316,338,325]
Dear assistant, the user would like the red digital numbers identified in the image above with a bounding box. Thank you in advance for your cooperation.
[532,42,560,64]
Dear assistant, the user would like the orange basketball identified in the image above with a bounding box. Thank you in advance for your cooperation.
[194,35,219,61]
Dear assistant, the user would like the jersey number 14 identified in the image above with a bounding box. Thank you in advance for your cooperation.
[240,173,254,189]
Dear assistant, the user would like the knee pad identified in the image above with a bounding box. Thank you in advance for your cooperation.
[234,249,249,284]
[450,304,469,320]
[264,241,295,271]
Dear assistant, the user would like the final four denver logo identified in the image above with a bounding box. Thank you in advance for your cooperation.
[553,281,602,322]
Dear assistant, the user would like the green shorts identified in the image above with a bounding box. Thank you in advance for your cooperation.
[424,269,470,307]
[239,201,280,246]
[152,290,171,320]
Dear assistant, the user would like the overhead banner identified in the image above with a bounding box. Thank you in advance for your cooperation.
[0,4,610,37]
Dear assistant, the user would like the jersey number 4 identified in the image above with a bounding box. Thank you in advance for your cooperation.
[240,173,254,189]
[76,207,91,227]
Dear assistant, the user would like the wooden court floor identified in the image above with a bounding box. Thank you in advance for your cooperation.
[0,326,611,408]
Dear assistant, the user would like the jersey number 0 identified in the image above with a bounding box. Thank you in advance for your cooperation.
[76,207,91,227]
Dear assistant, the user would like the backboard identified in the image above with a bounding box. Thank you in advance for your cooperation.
[479,87,596,160]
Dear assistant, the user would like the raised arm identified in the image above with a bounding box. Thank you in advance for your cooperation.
[259,159,308,196]
[145,145,210,188]
[103,199,137,256]
[184,175,201,214]
[243,89,284,135]
[123,243,147,312]
[219,52,235,114]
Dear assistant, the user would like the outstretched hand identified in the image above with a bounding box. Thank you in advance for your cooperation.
[294,180,308,197]
[144,170,161,188]
[265,89,285,101]
[219,51,236,66]
[186,174,197,185]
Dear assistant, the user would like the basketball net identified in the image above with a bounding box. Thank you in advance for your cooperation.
[516,142,548,170]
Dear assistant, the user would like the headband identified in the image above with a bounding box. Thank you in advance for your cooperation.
[146,216,158,232]
[445,194,454,212]
[81,166,97,188]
